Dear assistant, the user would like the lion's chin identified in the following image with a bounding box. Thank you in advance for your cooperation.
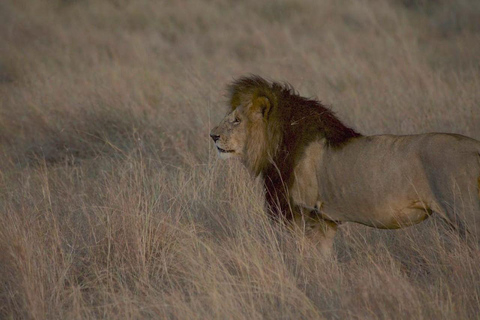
[218,151,234,160]
[216,146,238,160]
[218,150,238,160]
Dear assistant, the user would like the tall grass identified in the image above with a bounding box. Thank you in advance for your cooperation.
[1,0,479,319]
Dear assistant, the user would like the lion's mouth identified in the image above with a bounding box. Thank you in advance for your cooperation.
[217,146,235,153]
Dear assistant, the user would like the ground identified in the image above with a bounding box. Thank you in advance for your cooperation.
[1,0,480,319]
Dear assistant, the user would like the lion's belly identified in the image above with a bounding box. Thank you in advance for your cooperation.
[311,136,436,228]
[292,134,480,229]
[291,165,431,228]
[315,165,432,228]
[320,200,431,228]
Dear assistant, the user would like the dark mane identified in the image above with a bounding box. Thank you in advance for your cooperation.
[228,75,362,220]
[229,75,360,147]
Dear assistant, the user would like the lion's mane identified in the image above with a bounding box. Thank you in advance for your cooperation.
[228,76,361,219]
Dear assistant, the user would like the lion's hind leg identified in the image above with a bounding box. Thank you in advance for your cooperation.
[430,178,480,240]
[432,202,468,237]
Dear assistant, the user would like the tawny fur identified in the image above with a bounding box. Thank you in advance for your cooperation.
[211,75,480,252]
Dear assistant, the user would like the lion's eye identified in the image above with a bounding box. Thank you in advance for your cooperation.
[233,118,241,125]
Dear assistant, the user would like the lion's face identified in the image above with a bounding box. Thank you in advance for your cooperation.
[210,109,247,160]
[211,93,274,174]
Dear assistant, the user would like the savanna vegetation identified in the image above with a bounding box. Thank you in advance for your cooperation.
[1,0,479,319]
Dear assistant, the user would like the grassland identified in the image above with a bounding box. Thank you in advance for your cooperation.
[1,0,480,319]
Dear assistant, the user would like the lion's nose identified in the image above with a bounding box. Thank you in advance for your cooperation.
[210,133,220,142]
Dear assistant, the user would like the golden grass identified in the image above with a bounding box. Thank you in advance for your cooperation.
[1,0,480,318]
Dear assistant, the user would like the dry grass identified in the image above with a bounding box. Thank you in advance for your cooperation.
[1,0,480,319]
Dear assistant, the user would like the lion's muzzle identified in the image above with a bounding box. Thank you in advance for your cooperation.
[210,132,220,142]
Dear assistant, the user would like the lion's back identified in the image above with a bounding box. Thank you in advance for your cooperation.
[415,133,480,178]
[315,133,480,225]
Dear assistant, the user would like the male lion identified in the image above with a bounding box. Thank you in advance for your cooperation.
[210,75,480,254]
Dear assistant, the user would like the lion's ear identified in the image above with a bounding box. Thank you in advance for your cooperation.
[250,96,271,120]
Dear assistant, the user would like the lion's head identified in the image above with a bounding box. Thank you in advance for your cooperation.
[210,75,360,177]
[209,106,247,160]
[210,76,283,175]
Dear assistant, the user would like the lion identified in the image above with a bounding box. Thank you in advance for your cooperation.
[210,75,480,254]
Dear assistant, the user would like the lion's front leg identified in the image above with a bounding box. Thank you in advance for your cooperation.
[309,218,338,257]
[292,207,338,258]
